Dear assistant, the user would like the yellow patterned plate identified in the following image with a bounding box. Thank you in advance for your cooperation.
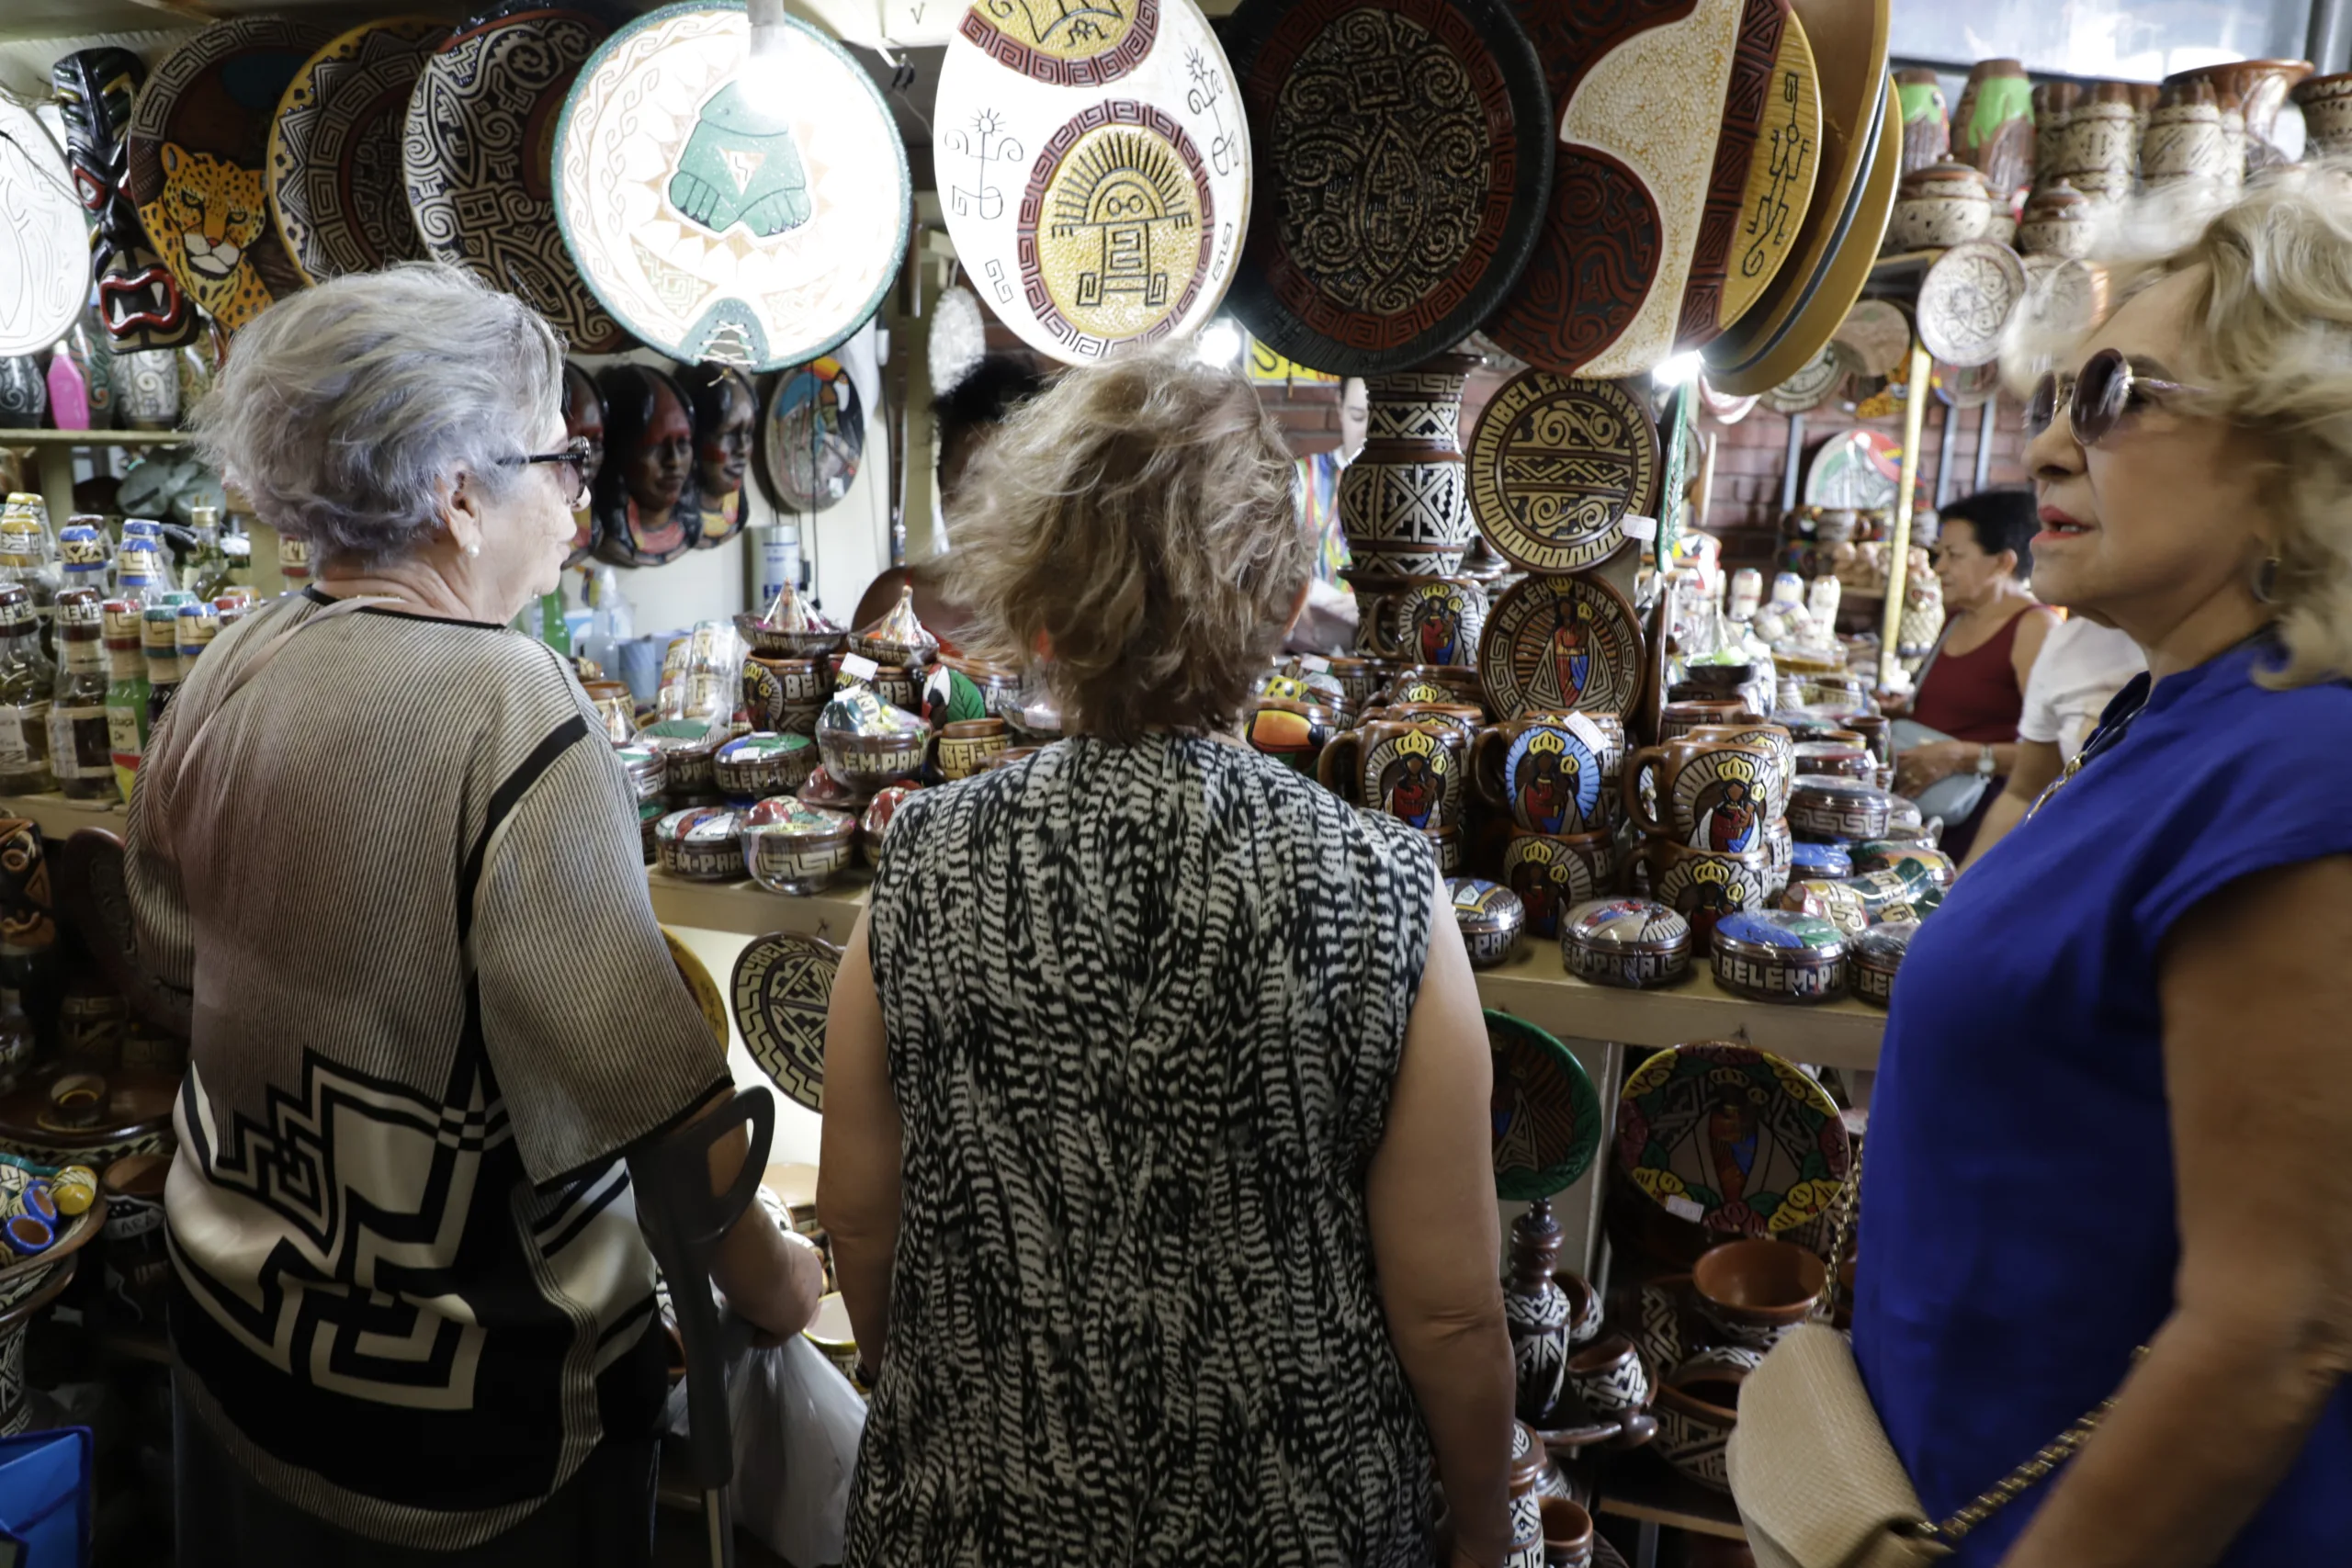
[1708,10,1822,340]
[553,2,910,369]
[1614,1040,1850,1236]
[933,0,1252,365]
[1464,372,1657,575]
[268,18,447,284]
[662,928,729,1046]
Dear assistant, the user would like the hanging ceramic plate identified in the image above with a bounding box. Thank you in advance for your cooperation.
[933,0,1250,365]
[729,930,842,1112]
[1828,298,1909,378]
[1477,571,1645,720]
[1483,0,1819,378]
[1697,377,1758,424]
[128,17,333,335]
[405,6,628,354]
[0,100,87,359]
[1487,1009,1602,1201]
[1757,342,1844,413]
[1804,427,1901,509]
[1915,239,2025,368]
[1702,72,1899,397]
[758,355,865,513]
[269,18,448,284]
[1702,0,1891,375]
[555,3,910,369]
[663,928,729,1045]
[1219,0,1551,378]
[1614,1040,1850,1236]
[1465,372,1657,574]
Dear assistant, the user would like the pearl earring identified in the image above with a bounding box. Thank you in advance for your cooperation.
[465,541,480,558]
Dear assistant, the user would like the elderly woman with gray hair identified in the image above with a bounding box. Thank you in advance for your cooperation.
[130,264,821,1565]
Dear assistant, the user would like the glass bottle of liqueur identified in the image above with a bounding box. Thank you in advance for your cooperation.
[174,599,219,685]
[0,587,51,795]
[103,600,146,804]
[140,597,187,733]
[116,519,172,605]
[276,533,311,596]
[55,519,110,599]
[46,590,114,802]
[0,500,57,665]
[182,504,232,604]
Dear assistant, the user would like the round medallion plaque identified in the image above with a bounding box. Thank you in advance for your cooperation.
[1465,372,1659,574]
[1477,571,1645,720]
[729,930,843,1112]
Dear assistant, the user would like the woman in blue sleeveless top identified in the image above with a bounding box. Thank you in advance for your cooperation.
[1853,167,2352,1566]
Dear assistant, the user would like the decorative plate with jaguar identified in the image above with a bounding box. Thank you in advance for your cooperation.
[127,17,333,335]
[1487,1009,1602,1201]
[269,17,447,284]
[1477,571,1645,720]
[1614,1040,1850,1236]
[1466,371,1658,573]
[933,0,1250,364]
[729,930,843,1112]
[1219,0,1553,376]
[403,5,631,354]
[554,2,910,368]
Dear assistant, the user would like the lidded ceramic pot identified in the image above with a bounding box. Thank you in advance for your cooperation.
[1787,775,1895,840]
[615,744,666,802]
[2018,179,2099,259]
[741,798,857,896]
[1850,919,1921,1007]
[1447,877,1525,970]
[735,581,843,659]
[847,583,937,668]
[1886,161,1994,253]
[816,682,929,794]
[1849,843,1957,888]
[859,784,921,867]
[1711,909,1847,1003]
[656,806,746,881]
[713,731,820,801]
[1789,840,1851,881]
[1559,897,1691,989]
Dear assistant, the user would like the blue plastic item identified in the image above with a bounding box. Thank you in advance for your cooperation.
[0,1427,90,1568]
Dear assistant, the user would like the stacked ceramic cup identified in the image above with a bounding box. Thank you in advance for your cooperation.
[1472,712,1625,940]
[1621,718,1792,947]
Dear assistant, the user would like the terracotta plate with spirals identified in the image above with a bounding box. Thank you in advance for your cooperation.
[1465,371,1658,573]
[1220,0,1553,376]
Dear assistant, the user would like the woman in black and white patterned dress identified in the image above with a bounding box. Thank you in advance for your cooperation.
[820,350,1513,1568]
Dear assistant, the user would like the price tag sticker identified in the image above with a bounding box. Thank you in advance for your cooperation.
[1665,1194,1705,1224]
[1621,514,1659,542]
[1563,712,1608,752]
[840,652,879,682]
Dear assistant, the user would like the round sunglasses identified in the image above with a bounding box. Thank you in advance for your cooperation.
[2024,346,2207,446]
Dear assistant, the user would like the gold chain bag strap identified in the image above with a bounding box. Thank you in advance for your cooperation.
[1727,1142,2139,1568]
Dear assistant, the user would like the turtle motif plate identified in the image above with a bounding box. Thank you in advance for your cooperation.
[1803,427,1900,510]
[759,355,865,513]
[1614,1040,1850,1236]
[1477,571,1645,720]
[1466,372,1658,574]
[0,98,88,358]
[128,17,333,335]
[1487,1009,1602,1201]
[933,0,1250,365]
[555,2,910,369]
[729,930,842,1111]
[1219,0,1552,377]
[270,18,448,284]
[404,6,628,354]
[1484,0,1817,378]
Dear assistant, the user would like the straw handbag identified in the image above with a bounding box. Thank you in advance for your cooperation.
[1727,1156,2134,1568]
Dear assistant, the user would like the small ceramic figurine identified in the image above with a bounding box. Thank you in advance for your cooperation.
[561,363,605,567]
[593,363,698,568]
[684,363,754,550]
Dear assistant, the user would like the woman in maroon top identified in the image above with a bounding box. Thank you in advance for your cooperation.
[1894,489,2058,859]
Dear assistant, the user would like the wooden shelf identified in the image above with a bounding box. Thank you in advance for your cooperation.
[1476,946,1886,1070]
[0,430,190,447]
[647,867,867,942]
[1597,1448,1748,1542]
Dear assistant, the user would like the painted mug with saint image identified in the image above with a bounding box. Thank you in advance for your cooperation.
[1623,738,1786,854]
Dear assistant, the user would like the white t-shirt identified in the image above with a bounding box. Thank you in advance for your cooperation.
[2019,617,2147,760]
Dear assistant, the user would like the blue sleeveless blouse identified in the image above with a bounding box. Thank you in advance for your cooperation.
[1854,637,2352,1563]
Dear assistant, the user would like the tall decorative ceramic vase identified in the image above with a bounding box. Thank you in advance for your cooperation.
[116,349,179,431]
[1503,1198,1572,1426]
[2174,59,2312,172]
[0,360,45,429]
[1339,350,1481,580]
[1953,59,2035,209]
[1894,68,1950,176]
[2143,79,2233,206]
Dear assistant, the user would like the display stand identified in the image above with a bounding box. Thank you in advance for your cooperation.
[1876,342,1935,671]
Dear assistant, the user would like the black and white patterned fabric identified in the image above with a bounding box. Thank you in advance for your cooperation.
[128,588,729,1550]
[852,734,1442,1567]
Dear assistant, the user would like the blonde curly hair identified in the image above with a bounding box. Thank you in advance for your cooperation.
[942,346,1308,741]
[2019,163,2352,688]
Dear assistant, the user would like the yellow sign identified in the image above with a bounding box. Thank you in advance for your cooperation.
[1247,339,1340,385]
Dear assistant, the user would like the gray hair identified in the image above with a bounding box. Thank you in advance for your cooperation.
[191,263,564,568]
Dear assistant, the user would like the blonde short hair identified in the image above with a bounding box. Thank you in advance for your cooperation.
[2036,164,2352,687]
[944,347,1308,741]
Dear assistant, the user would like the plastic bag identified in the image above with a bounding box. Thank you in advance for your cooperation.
[667,1313,865,1568]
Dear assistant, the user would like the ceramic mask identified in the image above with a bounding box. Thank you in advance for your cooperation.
[561,364,605,566]
[592,363,697,567]
[688,364,755,549]
[51,50,195,351]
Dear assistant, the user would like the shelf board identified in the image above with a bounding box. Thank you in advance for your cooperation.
[1476,946,1886,1069]
[647,867,867,942]
[0,430,190,447]
[1597,1448,1748,1541]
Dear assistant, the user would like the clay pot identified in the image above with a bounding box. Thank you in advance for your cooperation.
[815,727,927,795]
[1894,68,1949,176]
[1786,774,1895,840]
[655,806,746,882]
[2143,79,2233,191]
[2054,90,2138,186]
[1559,897,1691,989]
[1539,1497,1595,1568]
[935,716,1010,780]
[1338,352,1481,578]
[741,799,857,896]
[1563,1331,1651,1418]
[2018,179,2099,259]
[712,731,820,801]
[1449,876,1525,969]
[1791,740,1871,780]
[1317,719,1468,832]
[1653,1365,1745,1493]
[1885,161,1992,252]
[1623,737,1785,853]
[1628,840,1774,946]
[2294,71,2352,158]
[1694,1238,1826,1350]
[2171,58,2313,171]
[1953,58,2035,199]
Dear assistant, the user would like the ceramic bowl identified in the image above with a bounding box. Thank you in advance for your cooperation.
[733,611,843,660]
[935,716,1012,781]
[1653,1365,1744,1493]
[1692,1238,1827,1350]
[1711,910,1847,1003]
[713,732,820,801]
[859,784,921,867]
[1850,919,1921,1008]
[655,807,746,882]
[741,800,857,896]
[1885,161,1992,252]
[1559,897,1690,989]
[1448,877,1525,969]
[1787,775,1895,840]
[816,726,928,795]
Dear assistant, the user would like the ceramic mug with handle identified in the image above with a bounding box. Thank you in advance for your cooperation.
[1474,715,1623,836]
[1316,719,1467,832]
[1623,738,1786,854]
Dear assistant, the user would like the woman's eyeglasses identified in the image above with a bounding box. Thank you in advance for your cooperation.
[2025,346,2207,447]
[504,437,594,510]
